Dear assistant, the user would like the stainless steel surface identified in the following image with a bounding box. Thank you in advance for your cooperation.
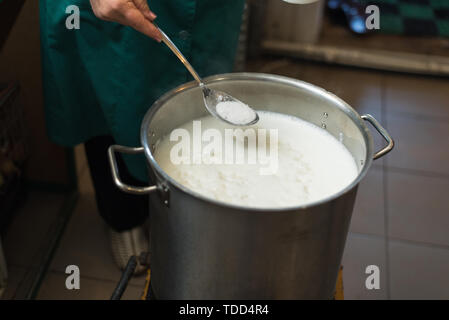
[361,114,395,160]
[112,73,394,299]
[107,145,157,195]
[157,27,259,126]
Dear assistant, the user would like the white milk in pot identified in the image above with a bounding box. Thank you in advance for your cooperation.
[154,111,358,209]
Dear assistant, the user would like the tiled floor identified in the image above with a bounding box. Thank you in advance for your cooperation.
[35,145,147,300]
[1,144,146,300]
[1,190,67,299]
[2,57,449,300]
[249,57,449,299]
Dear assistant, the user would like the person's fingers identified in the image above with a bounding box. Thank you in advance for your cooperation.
[89,0,161,41]
[122,7,162,41]
[132,0,157,21]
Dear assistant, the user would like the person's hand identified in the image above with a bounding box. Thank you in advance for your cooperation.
[89,0,162,41]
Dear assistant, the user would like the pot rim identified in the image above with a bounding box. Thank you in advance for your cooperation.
[141,72,374,212]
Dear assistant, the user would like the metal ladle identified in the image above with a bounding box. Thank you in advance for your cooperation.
[157,27,259,126]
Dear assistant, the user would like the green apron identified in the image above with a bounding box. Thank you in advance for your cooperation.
[39,0,245,181]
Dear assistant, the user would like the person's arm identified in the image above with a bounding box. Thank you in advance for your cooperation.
[89,0,162,41]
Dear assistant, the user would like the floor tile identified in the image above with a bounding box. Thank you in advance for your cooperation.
[342,234,387,299]
[254,58,306,79]
[297,61,335,89]
[3,191,66,267]
[74,144,88,180]
[298,64,383,112]
[385,114,449,176]
[322,67,383,120]
[248,58,334,92]
[74,144,94,196]
[78,166,95,195]
[349,166,385,236]
[385,73,449,121]
[388,171,449,246]
[0,265,27,300]
[37,271,144,300]
[389,241,449,299]
[49,193,146,286]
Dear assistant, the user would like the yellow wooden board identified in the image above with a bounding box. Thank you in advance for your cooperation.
[334,266,344,300]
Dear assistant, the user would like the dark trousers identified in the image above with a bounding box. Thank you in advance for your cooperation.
[84,135,148,232]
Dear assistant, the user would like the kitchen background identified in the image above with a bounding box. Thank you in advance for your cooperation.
[1,0,448,299]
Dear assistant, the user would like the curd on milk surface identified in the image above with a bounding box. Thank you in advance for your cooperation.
[154,111,359,208]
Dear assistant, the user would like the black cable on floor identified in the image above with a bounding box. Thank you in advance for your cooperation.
[111,255,137,300]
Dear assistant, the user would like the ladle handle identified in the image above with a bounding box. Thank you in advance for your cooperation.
[157,26,203,86]
[361,114,394,160]
[108,145,158,195]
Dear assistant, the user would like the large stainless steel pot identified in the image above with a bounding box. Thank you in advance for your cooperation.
[108,73,393,299]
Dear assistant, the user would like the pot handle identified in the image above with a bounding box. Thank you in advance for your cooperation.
[108,145,158,195]
[361,114,394,160]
